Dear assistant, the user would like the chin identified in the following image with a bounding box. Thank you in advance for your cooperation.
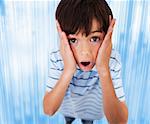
[80,67,92,72]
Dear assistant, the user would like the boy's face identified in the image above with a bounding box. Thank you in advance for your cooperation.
[67,19,105,71]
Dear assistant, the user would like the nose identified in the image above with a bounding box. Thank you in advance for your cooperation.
[80,42,90,56]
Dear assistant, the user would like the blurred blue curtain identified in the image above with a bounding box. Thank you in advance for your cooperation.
[0,0,150,124]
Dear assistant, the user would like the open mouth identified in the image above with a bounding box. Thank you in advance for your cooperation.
[79,61,94,71]
[80,61,91,66]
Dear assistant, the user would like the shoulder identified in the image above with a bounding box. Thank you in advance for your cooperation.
[48,49,64,69]
[49,49,62,62]
[109,49,122,71]
[49,49,62,60]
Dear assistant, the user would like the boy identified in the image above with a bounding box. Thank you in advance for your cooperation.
[43,0,128,124]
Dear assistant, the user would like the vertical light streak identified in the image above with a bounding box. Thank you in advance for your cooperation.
[0,0,150,124]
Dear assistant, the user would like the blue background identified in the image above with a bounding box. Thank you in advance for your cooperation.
[0,0,150,124]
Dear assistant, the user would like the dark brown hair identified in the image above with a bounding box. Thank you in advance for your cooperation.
[56,0,113,36]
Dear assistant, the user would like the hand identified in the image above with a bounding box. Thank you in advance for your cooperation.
[56,20,76,75]
[96,16,116,75]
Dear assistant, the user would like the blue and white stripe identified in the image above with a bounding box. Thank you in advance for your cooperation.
[46,49,125,120]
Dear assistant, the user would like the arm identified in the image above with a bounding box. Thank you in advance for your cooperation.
[43,70,74,115]
[98,68,128,124]
[96,17,128,124]
[43,21,76,116]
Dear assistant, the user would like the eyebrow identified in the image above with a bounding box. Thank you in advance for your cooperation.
[67,28,103,37]
[90,28,103,34]
[90,30,102,34]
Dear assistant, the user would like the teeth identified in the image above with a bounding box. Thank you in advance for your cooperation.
[81,62,90,66]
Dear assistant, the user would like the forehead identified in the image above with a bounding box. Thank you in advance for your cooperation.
[75,18,102,36]
[90,18,101,31]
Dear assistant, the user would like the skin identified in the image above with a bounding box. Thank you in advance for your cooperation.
[43,16,128,124]
[67,18,104,72]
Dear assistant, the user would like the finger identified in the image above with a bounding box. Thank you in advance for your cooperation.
[61,32,74,55]
[109,15,112,25]
[56,20,69,46]
[108,19,116,33]
[61,32,68,44]
[106,18,116,38]
[102,19,116,48]
[55,20,69,48]
[56,20,63,36]
[61,32,70,49]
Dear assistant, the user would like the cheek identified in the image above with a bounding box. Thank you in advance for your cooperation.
[70,45,79,60]
[91,44,101,60]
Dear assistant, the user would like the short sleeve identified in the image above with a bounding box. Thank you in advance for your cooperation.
[109,50,125,102]
[46,50,63,92]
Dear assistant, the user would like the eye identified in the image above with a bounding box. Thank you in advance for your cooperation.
[90,36,100,43]
[68,38,78,44]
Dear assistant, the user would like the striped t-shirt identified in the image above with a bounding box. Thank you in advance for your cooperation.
[46,49,125,120]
